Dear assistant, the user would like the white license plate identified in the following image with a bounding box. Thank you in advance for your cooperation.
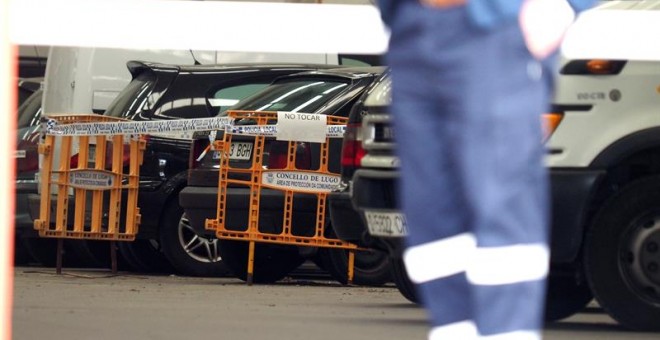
[364,211,408,237]
[213,142,253,160]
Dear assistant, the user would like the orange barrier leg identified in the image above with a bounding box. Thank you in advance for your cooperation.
[247,241,256,286]
[110,241,117,274]
[348,250,355,285]
[56,239,64,275]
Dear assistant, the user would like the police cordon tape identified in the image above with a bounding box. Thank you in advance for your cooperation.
[42,115,347,138]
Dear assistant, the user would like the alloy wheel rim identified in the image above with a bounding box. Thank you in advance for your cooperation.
[177,213,222,263]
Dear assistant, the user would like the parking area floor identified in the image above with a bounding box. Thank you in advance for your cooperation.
[12,266,659,340]
[12,266,427,340]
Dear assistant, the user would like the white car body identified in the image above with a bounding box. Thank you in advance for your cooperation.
[547,0,660,168]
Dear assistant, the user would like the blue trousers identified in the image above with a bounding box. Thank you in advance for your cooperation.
[387,3,550,339]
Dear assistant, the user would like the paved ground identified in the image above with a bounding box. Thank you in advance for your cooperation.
[11,267,660,340]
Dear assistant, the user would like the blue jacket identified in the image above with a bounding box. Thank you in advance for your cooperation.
[378,0,596,29]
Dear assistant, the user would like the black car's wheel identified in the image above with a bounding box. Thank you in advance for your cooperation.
[317,248,392,286]
[544,272,593,322]
[391,257,418,303]
[117,239,173,274]
[160,201,231,277]
[218,240,306,284]
[585,177,660,331]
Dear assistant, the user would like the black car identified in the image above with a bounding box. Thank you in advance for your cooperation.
[328,70,418,301]
[27,62,339,276]
[340,71,595,321]
[180,67,393,284]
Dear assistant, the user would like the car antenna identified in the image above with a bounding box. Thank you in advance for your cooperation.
[189,49,202,65]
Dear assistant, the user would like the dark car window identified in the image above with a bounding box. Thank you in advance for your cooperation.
[229,79,349,114]
[153,82,271,120]
[104,71,156,120]
[17,89,43,129]
[210,83,269,116]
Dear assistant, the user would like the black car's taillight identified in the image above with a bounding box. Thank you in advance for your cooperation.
[16,140,39,173]
[267,141,312,170]
[70,141,131,170]
[340,123,365,178]
[189,137,211,170]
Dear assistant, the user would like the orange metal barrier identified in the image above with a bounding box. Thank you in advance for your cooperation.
[206,110,358,284]
[34,114,146,272]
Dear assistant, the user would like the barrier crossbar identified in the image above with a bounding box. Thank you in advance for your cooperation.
[205,110,358,284]
[34,114,146,242]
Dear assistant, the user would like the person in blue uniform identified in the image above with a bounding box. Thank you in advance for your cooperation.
[378,0,594,339]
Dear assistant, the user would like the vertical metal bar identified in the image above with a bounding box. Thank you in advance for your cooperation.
[107,135,123,236]
[124,137,141,236]
[55,136,72,232]
[36,135,54,231]
[73,136,89,233]
[90,135,107,234]
[347,250,355,285]
[56,238,64,275]
[247,241,255,286]
[110,241,117,274]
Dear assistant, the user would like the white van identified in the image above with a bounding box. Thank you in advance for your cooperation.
[544,0,660,331]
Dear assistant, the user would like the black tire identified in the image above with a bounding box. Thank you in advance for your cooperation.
[391,257,418,303]
[118,239,173,274]
[585,176,660,331]
[218,240,306,284]
[544,272,593,322]
[160,200,231,277]
[317,248,392,286]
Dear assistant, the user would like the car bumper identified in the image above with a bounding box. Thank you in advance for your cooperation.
[548,168,604,263]
[352,166,606,262]
[328,185,367,245]
[351,168,404,255]
[179,186,319,237]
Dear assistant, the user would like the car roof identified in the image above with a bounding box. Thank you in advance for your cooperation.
[126,60,341,76]
[273,66,387,81]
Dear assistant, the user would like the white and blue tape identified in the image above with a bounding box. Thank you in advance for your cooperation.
[43,115,346,139]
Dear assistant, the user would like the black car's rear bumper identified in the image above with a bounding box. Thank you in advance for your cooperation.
[328,186,367,245]
[350,166,605,262]
[179,186,319,237]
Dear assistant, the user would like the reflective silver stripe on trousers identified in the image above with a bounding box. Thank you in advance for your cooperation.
[404,235,548,285]
[467,244,549,286]
[403,233,477,284]
[429,320,477,340]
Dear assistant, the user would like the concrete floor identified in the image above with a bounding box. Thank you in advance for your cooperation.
[11,267,660,340]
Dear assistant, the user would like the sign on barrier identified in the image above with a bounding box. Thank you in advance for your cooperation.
[34,114,146,242]
[205,110,358,284]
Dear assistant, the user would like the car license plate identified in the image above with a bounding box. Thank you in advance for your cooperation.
[364,211,408,237]
[213,142,253,160]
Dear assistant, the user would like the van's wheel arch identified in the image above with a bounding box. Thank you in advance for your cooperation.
[585,176,660,331]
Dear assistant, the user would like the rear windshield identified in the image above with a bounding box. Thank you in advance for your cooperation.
[104,71,156,120]
[227,78,349,115]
